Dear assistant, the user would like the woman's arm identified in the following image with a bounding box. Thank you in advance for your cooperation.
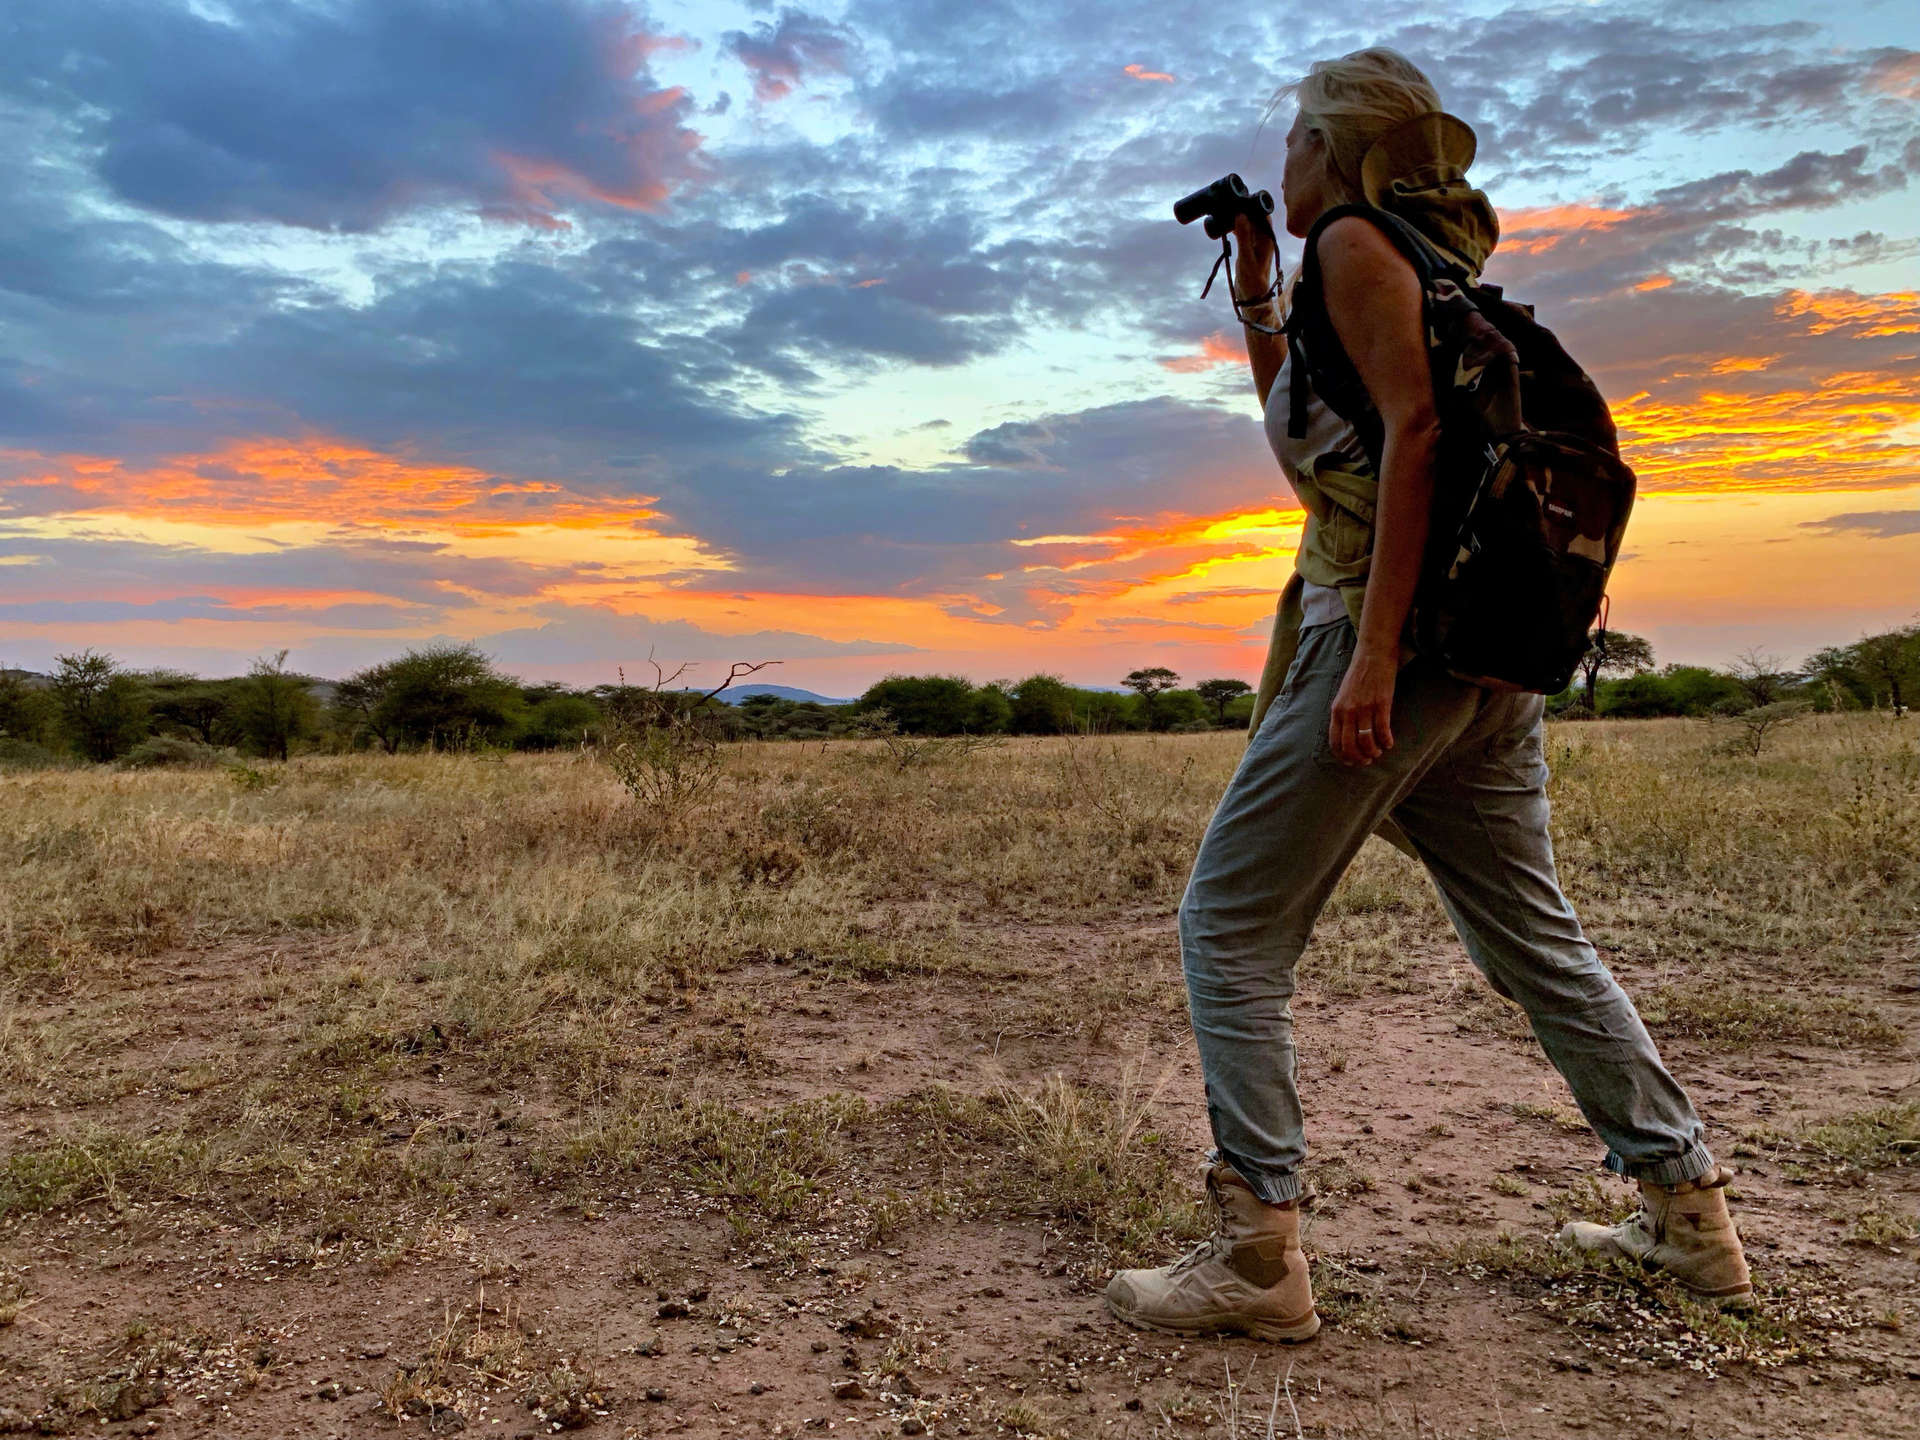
[1229,212,1286,409]
[1314,215,1441,767]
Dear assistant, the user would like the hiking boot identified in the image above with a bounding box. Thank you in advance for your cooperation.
[1104,1162,1319,1342]
[1556,1166,1752,1306]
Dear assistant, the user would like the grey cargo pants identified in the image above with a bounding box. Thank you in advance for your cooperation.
[1181,618,1715,1204]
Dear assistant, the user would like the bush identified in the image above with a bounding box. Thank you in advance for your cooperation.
[119,736,227,769]
[518,693,604,750]
[0,738,71,771]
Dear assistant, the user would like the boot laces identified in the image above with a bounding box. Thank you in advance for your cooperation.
[1167,1172,1235,1275]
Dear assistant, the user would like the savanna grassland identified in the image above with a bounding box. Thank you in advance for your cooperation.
[2,716,1917,1438]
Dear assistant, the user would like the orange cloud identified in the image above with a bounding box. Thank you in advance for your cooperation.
[1160,331,1245,372]
[1781,289,1920,337]
[1006,503,1303,600]
[1617,373,1920,494]
[489,87,703,222]
[1633,274,1674,292]
[1496,202,1636,256]
[1867,50,1920,99]
[0,436,664,534]
[1124,64,1176,83]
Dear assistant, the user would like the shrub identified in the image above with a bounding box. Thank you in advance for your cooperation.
[119,736,226,769]
[518,693,604,750]
[0,738,70,771]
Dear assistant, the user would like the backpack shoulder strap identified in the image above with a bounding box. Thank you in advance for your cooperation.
[1285,203,1444,443]
[1298,203,1449,295]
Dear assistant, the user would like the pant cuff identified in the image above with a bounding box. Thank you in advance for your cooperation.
[1209,1147,1304,1205]
[1604,1142,1716,1187]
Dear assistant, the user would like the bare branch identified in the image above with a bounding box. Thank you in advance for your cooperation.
[697,659,781,705]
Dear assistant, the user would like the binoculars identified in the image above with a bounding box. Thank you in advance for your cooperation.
[1173,173,1275,239]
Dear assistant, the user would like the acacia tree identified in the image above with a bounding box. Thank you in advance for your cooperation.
[1122,666,1181,731]
[1010,674,1076,734]
[1195,678,1253,726]
[0,667,57,745]
[49,651,148,761]
[333,660,403,753]
[234,650,316,760]
[149,678,236,745]
[1853,624,1920,717]
[1728,647,1792,707]
[1577,631,1654,710]
[335,644,522,751]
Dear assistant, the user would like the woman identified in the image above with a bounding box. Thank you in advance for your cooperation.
[1104,48,1751,1343]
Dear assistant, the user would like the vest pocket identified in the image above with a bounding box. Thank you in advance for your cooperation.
[1303,463,1377,577]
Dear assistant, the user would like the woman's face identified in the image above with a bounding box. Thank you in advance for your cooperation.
[1281,114,1329,238]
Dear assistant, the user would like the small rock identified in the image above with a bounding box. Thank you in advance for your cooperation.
[1065,1377,1084,1394]
[832,1380,867,1401]
[645,1388,668,1403]
[750,1383,766,1395]
[687,1287,710,1302]
[657,1300,691,1319]
[810,1340,830,1354]
[902,1420,927,1436]
[316,1382,344,1401]
[361,1344,389,1359]
[636,1337,662,1357]
[428,1409,467,1434]
[1124,1397,1143,1411]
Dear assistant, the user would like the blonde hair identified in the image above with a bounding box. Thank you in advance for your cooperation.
[1271,48,1441,204]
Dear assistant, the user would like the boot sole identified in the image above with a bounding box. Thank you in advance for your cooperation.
[1104,1294,1320,1344]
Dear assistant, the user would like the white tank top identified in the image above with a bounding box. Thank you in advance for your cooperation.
[1261,347,1367,627]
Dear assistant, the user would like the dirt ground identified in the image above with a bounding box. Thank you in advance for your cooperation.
[5,905,1917,1439]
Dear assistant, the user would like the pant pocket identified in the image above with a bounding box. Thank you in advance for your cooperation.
[1303,624,1357,767]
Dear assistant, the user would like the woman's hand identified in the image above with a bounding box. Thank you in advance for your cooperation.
[1232,207,1284,407]
[1328,640,1399,766]
[1230,210,1277,305]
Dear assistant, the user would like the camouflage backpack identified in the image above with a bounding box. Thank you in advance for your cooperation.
[1284,203,1635,695]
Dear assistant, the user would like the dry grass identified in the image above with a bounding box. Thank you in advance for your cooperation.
[3,720,1914,1220]
[6,716,1914,989]
[0,742,1911,1230]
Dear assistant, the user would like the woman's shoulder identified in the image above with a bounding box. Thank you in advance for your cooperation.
[1308,211,1419,282]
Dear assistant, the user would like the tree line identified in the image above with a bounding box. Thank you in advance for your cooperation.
[1557,622,1919,720]
[2,619,1913,765]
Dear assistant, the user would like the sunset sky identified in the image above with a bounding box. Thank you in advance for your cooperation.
[2,0,1917,694]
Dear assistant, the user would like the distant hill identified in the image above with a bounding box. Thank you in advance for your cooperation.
[705,683,857,707]
[662,683,853,706]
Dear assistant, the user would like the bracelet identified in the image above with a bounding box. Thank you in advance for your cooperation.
[1232,279,1279,311]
